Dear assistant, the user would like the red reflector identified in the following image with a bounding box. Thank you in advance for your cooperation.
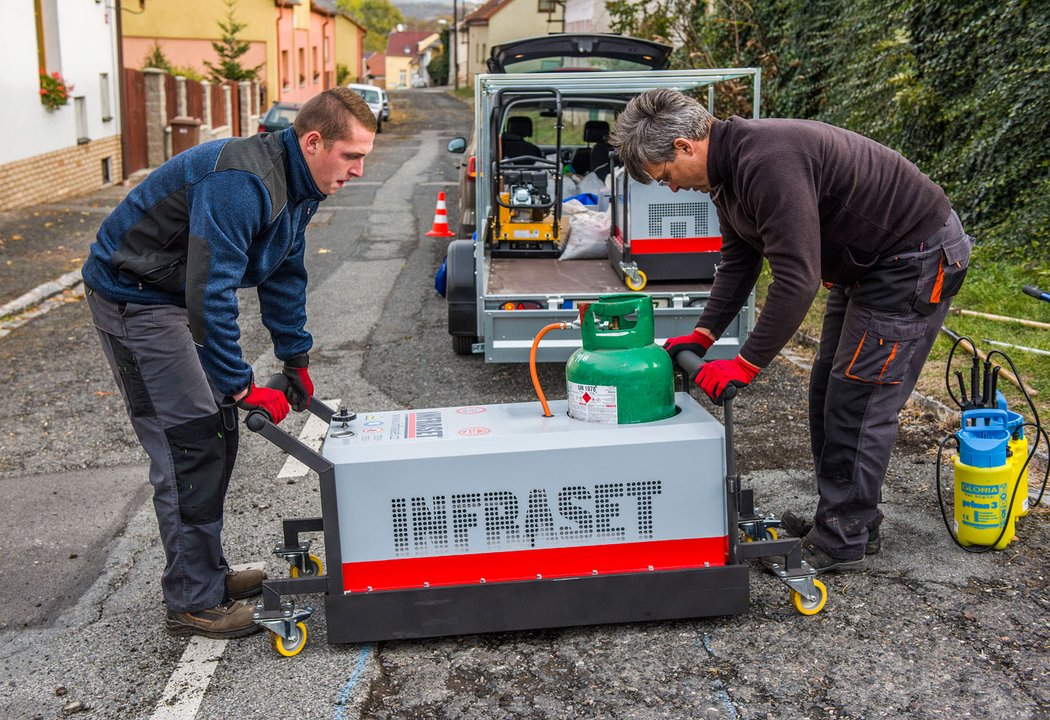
[467,156,477,180]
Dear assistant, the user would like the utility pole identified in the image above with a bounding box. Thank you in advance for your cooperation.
[451,0,458,90]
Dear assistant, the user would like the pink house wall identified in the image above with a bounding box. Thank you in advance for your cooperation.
[274,7,335,103]
[124,37,267,79]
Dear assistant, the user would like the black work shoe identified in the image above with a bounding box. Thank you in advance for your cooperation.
[165,600,261,639]
[800,540,867,576]
[779,511,882,556]
[227,568,267,600]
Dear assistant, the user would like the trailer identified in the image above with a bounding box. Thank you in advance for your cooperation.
[445,63,763,363]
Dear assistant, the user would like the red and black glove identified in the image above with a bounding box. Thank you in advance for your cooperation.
[237,384,290,424]
[281,353,314,412]
[695,356,761,404]
[663,328,715,360]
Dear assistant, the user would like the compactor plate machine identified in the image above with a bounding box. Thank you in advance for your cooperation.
[247,296,823,656]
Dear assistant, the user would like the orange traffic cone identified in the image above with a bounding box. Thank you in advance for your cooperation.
[425,191,456,237]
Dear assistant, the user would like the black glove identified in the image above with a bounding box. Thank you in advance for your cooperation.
[281,353,314,412]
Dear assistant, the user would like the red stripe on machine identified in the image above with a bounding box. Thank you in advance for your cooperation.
[630,237,722,254]
[407,412,416,438]
[343,536,728,592]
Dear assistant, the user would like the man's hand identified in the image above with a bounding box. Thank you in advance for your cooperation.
[281,353,314,412]
[663,328,715,360]
[237,384,290,424]
[695,356,761,403]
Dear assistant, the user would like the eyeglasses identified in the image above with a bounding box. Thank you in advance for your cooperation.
[654,155,675,187]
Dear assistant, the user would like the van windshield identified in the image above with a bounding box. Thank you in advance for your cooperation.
[354,88,380,103]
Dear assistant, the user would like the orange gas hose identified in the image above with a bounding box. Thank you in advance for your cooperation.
[530,322,570,417]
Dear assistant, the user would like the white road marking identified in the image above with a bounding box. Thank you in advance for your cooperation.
[277,399,340,478]
[149,562,266,720]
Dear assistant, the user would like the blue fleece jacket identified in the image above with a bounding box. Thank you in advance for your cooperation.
[82,128,324,396]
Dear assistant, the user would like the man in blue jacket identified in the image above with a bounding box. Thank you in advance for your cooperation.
[82,87,377,639]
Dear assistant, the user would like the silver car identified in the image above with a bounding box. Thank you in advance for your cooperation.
[346,83,384,133]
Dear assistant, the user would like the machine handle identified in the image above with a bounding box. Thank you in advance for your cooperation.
[674,350,738,403]
[244,373,336,475]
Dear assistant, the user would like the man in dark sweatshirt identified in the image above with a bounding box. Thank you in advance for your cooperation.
[611,88,972,574]
[82,87,376,638]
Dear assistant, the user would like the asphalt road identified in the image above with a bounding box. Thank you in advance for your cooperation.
[0,87,1048,720]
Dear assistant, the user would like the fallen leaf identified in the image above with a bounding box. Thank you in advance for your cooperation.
[317,248,331,254]
[44,222,54,228]
[95,391,113,397]
[11,234,22,241]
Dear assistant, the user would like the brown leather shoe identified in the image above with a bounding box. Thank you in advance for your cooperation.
[227,568,267,600]
[165,600,261,639]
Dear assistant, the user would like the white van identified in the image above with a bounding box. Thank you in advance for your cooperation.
[346,83,384,133]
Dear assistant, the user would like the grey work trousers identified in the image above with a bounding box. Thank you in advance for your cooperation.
[86,289,238,612]
[808,210,973,560]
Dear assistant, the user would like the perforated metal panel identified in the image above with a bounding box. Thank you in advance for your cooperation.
[648,202,711,237]
[613,171,720,241]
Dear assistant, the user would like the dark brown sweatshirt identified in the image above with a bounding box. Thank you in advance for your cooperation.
[698,116,950,368]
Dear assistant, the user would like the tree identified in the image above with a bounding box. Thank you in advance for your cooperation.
[143,42,171,71]
[204,0,262,82]
[427,27,450,86]
[338,0,404,54]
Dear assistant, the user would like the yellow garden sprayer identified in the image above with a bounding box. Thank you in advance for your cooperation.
[935,327,1048,553]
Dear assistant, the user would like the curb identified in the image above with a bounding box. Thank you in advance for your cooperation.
[0,269,83,319]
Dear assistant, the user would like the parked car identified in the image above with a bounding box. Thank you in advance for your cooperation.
[346,83,384,133]
[379,88,390,121]
[257,101,301,133]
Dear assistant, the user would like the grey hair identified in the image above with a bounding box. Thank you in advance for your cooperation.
[610,88,714,183]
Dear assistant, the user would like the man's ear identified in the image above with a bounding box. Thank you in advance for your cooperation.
[674,137,692,155]
[301,130,322,155]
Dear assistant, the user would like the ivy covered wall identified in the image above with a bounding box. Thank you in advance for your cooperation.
[610,0,1049,261]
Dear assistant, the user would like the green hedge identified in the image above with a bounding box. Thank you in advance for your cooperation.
[611,0,1050,268]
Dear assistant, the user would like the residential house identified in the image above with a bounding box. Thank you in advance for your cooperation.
[365,52,387,89]
[385,30,440,89]
[122,0,364,105]
[456,0,563,87]
[564,0,611,34]
[0,0,122,212]
[327,2,367,85]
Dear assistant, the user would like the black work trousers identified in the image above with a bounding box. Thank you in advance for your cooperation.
[808,210,973,559]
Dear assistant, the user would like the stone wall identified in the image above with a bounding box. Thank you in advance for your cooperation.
[0,135,123,212]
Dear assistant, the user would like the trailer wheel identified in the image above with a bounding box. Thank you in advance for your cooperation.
[452,334,477,356]
[272,622,308,657]
[290,554,324,578]
[791,579,827,616]
[625,270,648,291]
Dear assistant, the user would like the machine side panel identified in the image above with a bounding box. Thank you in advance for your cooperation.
[325,395,728,592]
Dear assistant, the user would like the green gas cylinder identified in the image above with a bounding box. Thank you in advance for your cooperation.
[565,294,675,424]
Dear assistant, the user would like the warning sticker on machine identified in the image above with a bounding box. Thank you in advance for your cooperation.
[512,229,540,239]
[567,382,618,424]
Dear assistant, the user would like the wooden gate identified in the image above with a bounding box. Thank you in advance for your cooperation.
[121,68,148,177]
